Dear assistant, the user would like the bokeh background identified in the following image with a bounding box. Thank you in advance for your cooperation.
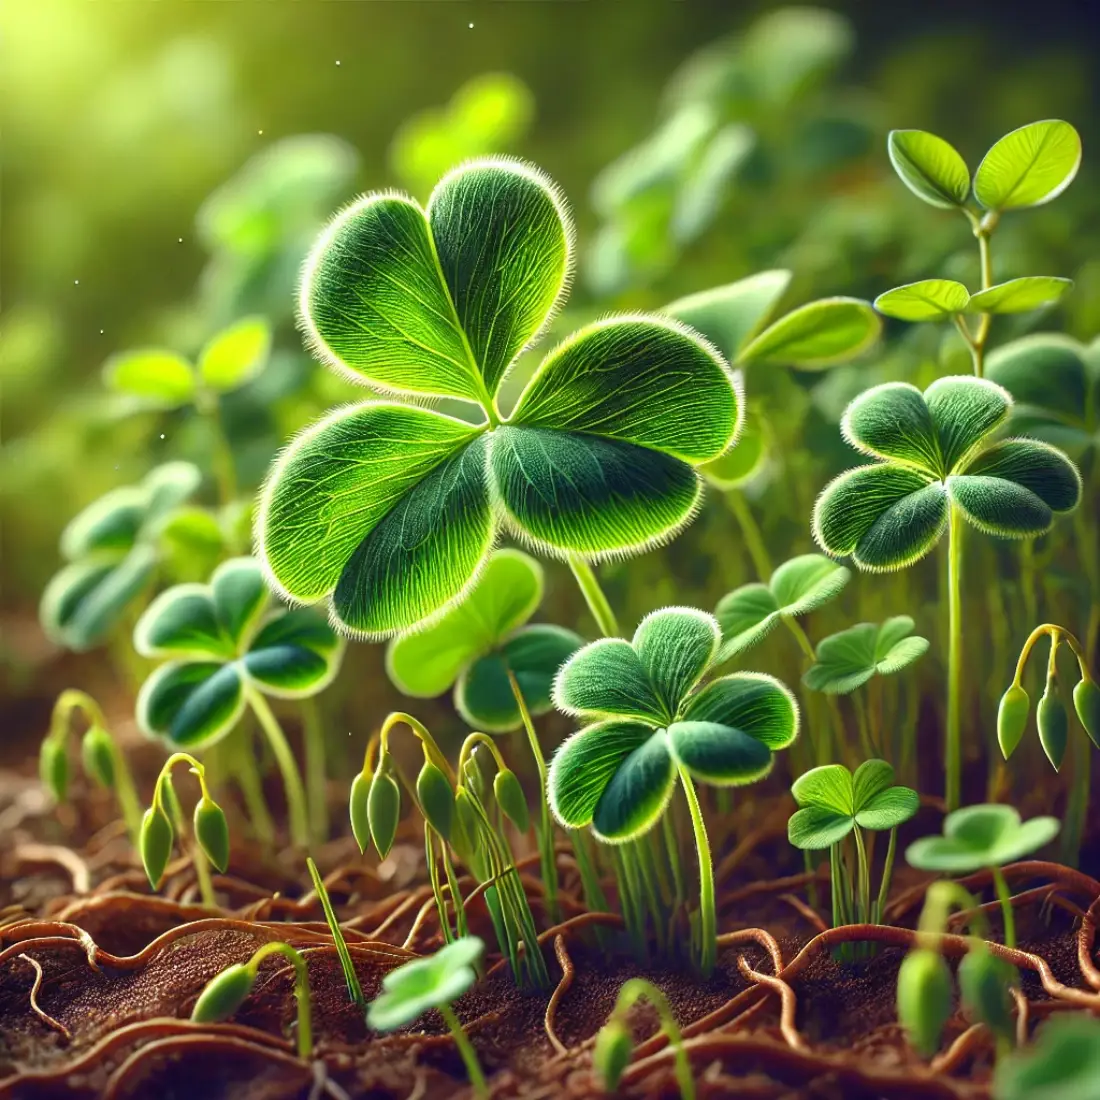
[3,1,1099,786]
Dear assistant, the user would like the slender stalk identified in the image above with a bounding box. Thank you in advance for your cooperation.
[991,865,1017,950]
[440,836,468,939]
[1061,730,1091,869]
[852,825,871,924]
[299,697,329,845]
[567,555,620,637]
[231,724,276,848]
[661,812,686,908]
[249,942,312,1059]
[945,503,964,810]
[108,737,143,845]
[306,857,365,1009]
[163,779,216,909]
[439,1003,488,1099]
[853,691,876,760]
[612,979,696,1100]
[726,490,772,580]
[247,690,310,848]
[678,766,716,977]
[829,844,843,929]
[874,827,898,924]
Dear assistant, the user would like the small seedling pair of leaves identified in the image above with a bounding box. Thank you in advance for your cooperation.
[813,377,1081,571]
[386,549,582,733]
[715,553,850,659]
[134,557,344,748]
[547,607,798,842]
[258,157,742,641]
[40,462,203,651]
[875,276,1073,322]
[993,1015,1100,1100]
[788,760,918,850]
[906,803,1060,874]
[802,616,928,695]
[887,121,1081,213]
[105,317,272,407]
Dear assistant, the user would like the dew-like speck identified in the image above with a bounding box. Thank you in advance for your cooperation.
[178,238,183,243]
[100,329,105,334]
[74,279,80,285]
[159,433,166,440]
[258,129,264,135]
[468,22,474,28]
[335,60,341,66]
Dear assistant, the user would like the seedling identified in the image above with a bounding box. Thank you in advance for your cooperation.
[367,936,487,1099]
[906,804,1060,949]
[141,752,230,908]
[134,556,345,847]
[191,940,312,1059]
[39,690,142,844]
[306,857,366,1011]
[104,316,272,503]
[548,606,799,975]
[813,376,1081,808]
[997,623,1099,864]
[993,1015,1100,1100]
[593,978,694,1099]
[40,462,204,652]
[788,760,918,936]
[257,157,741,643]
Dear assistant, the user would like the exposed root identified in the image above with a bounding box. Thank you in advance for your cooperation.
[776,892,828,933]
[735,955,805,1051]
[1010,987,1030,1046]
[1078,894,1100,990]
[930,1023,987,1074]
[543,935,575,1057]
[16,953,71,1040]
[14,843,91,895]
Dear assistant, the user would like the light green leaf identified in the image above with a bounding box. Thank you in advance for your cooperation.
[198,316,272,392]
[993,1015,1100,1100]
[103,349,196,408]
[59,488,146,559]
[874,280,970,322]
[792,763,853,815]
[700,413,767,489]
[681,672,799,751]
[906,803,1060,873]
[966,277,1073,315]
[666,720,773,785]
[632,607,720,720]
[662,270,792,360]
[738,298,880,370]
[553,638,665,725]
[136,661,246,748]
[714,584,781,656]
[134,585,232,661]
[856,785,920,831]
[242,608,344,697]
[887,129,970,208]
[973,120,1081,211]
[210,557,270,648]
[803,616,928,695]
[141,462,205,525]
[788,805,854,849]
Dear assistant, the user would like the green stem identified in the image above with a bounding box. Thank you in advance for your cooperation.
[874,827,898,924]
[613,979,696,1100]
[991,865,1017,950]
[306,857,365,1009]
[249,942,312,1059]
[678,766,715,977]
[198,394,239,509]
[109,738,143,846]
[231,724,276,848]
[299,697,329,845]
[946,502,964,811]
[852,825,871,925]
[247,690,310,849]
[439,1003,488,1098]
[853,691,876,760]
[726,489,773,580]
[163,779,216,909]
[1062,730,1091,870]
[568,555,620,637]
[440,835,468,939]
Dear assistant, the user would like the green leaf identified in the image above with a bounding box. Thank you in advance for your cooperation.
[547,721,676,843]
[368,937,483,1030]
[791,763,853,815]
[993,1015,1100,1100]
[887,129,970,208]
[973,120,1081,211]
[243,609,345,697]
[714,584,781,656]
[632,607,720,719]
[925,376,1012,472]
[667,719,773,786]
[210,557,270,648]
[301,158,570,402]
[662,270,792,360]
[874,280,970,322]
[103,348,196,408]
[681,672,799,751]
[788,805,854,849]
[700,413,767,489]
[842,382,941,472]
[386,548,544,698]
[803,617,928,694]
[789,759,916,845]
[906,803,1060,873]
[738,298,880,370]
[855,785,920,831]
[136,661,246,748]
[198,316,272,392]
[60,488,146,559]
[553,638,666,725]
[986,335,1093,437]
[966,277,1073,315]
[134,585,233,661]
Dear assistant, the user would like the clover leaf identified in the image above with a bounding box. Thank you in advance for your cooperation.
[367,936,483,1032]
[906,804,1060,875]
[986,334,1099,459]
[386,548,582,733]
[715,553,850,659]
[788,760,918,850]
[134,557,344,748]
[257,159,740,640]
[993,1015,1100,1100]
[40,462,203,651]
[548,607,798,842]
[813,376,1082,571]
[802,616,928,695]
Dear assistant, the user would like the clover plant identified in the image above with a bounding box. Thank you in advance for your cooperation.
[993,1015,1100,1100]
[256,157,741,644]
[997,623,1099,865]
[788,760,917,936]
[192,940,313,1059]
[548,606,799,975]
[40,462,204,652]
[814,376,1081,808]
[593,978,694,1099]
[367,936,487,1099]
[134,556,345,847]
[906,804,1060,950]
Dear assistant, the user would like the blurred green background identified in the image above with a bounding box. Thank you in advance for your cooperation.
[3,0,1098,735]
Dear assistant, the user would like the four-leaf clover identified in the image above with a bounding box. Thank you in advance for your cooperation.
[386,548,582,732]
[813,377,1081,570]
[257,158,741,639]
[802,616,928,695]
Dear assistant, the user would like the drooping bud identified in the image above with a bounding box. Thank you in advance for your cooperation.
[451,786,482,870]
[1073,678,1100,750]
[593,1020,633,1092]
[997,684,1030,760]
[140,804,175,889]
[416,761,454,841]
[349,771,371,854]
[190,962,255,1023]
[39,739,68,802]
[1037,677,1068,770]
[193,796,230,874]
[958,943,1015,1047]
[367,766,401,859]
[896,948,953,1057]
[81,726,116,789]
[493,769,530,834]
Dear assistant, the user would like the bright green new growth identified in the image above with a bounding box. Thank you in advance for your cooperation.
[367,937,487,1098]
[40,462,202,651]
[191,940,313,1059]
[887,130,971,209]
[386,548,582,733]
[802,616,928,695]
[993,1015,1100,1100]
[715,553,850,659]
[973,121,1082,211]
[258,158,742,640]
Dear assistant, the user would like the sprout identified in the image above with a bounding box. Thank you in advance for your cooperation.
[134,556,345,848]
[788,760,918,936]
[192,940,312,1059]
[896,949,953,1058]
[993,1015,1100,1100]
[802,618,928,696]
[367,937,487,1099]
[549,606,799,976]
[906,804,1060,949]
